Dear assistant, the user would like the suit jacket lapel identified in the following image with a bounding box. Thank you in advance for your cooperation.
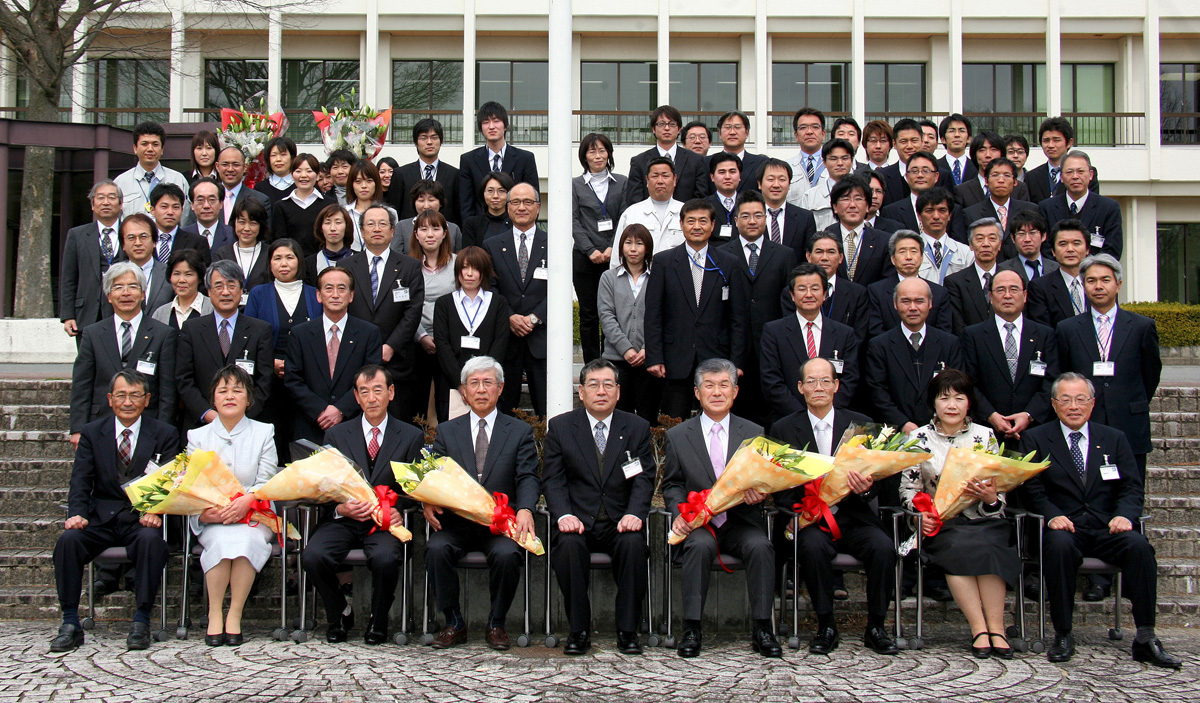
[527,231,548,287]
[97,319,122,366]
[127,423,161,482]
[1107,310,1132,361]
[331,321,358,384]
[483,417,510,481]
[570,411,603,486]
[371,423,402,484]
[374,258,401,309]
[345,426,372,481]
[494,237,524,292]
[982,322,1012,385]
[889,329,921,391]
[227,316,252,363]
[1049,428,1086,492]
[86,224,106,278]
[127,319,155,365]
[687,419,717,484]
[1083,433,1105,496]
[602,413,632,480]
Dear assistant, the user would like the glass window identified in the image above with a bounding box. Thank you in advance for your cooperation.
[579,61,657,143]
[475,61,549,144]
[962,63,1046,141]
[668,61,738,134]
[205,59,269,114]
[865,63,925,114]
[280,60,360,142]
[91,59,170,128]
[392,60,464,143]
[1062,64,1114,113]
[14,69,73,122]
[772,62,849,144]
[1157,223,1200,303]
[1161,63,1200,145]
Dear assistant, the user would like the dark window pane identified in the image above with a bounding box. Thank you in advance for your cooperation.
[963,64,993,112]
[865,63,886,113]
[477,61,511,107]
[430,61,464,110]
[772,63,806,111]
[619,62,655,112]
[669,62,699,111]
[581,62,618,111]
[700,63,737,111]
[887,64,924,112]
[512,62,548,110]
[393,61,432,109]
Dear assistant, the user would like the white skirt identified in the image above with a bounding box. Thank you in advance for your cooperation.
[196,522,274,573]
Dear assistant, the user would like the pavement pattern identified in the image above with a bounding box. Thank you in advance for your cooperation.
[1,622,1198,702]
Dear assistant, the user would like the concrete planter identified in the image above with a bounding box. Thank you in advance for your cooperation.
[1162,347,1200,366]
[0,319,77,364]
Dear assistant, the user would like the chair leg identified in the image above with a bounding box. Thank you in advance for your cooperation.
[520,549,531,647]
[420,523,434,645]
[543,512,555,642]
[83,561,95,630]
[644,529,657,645]
[791,526,801,645]
[1110,572,1123,640]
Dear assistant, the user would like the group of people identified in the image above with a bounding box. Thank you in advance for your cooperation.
[50,104,1179,669]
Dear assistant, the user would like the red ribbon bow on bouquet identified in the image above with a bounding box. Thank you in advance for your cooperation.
[490,492,517,536]
[794,477,842,541]
[676,489,735,573]
[369,485,399,536]
[912,491,942,537]
[234,492,286,550]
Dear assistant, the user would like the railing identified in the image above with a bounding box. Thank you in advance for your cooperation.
[1162,113,1200,145]
[863,112,950,129]
[962,112,1042,143]
[391,110,465,146]
[575,111,655,146]
[1062,112,1144,147]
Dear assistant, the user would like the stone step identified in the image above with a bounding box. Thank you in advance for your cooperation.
[1150,437,1200,465]
[0,487,68,517]
[0,431,74,459]
[0,405,70,432]
[0,379,72,406]
[1148,525,1200,559]
[1157,557,1200,597]
[1147,466,1200,496]
[1146,494,1200,525]
[0,459,74,488]
[1151,386,1200,414]
[1151,412,1200,438]
[0,517,61,548]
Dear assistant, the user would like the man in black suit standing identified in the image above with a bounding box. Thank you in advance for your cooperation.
[626,105,710,203]
[880,154,968,243]
[344,204,426,423]
[962,269,1059,440]
[216,147,272,228]
[865,276,963,433]
[482,183,548,417]
[826,178,894,287]
[1025,117,1101,204]
[758,158,816,260]
[118,214,173,315]
[302,365,423,645]
[458,102,540,221]
[713,111,765,195]
[864,171,905,233]
[176,260,274,431]
[285,267,383,443]
[662,358,781,659]
[705,153,743,245]
[770,357,899,656]
[804,233,872,348]
[1018,373,1180,669]
[425,356,539,651]
[878,120,953,206]
[944,217,1003,334]
[69,261,176,447]
[1027,219,1090,328]
[866,231,954,335]
[962,158,1037,261]
[181,177,235,254]
[392,118,461,225]
[644,199,736,420]
[148,183,211,266]
[1038,150,1122,261]
[61,180,123,340]
[50,371,180,653]
[760,263,858,423]
[542,360,655,655]
[727,190,797,425]
[937,114,975,187]
[998,209,1059,284]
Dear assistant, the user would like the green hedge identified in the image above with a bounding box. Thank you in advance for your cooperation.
[1123,302,1200,347]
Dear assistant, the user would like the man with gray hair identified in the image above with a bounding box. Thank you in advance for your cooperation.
[69,261,176,448]
[944,217,1004,333]
[60,179,125,338]
[661,358,782,659]
[1037,150,1123,260]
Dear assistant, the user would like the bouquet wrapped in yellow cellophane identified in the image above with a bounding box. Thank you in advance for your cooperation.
[255,447,411,542]
[392,451,544,555]
[667,436,834,545]
[122,451,298,539]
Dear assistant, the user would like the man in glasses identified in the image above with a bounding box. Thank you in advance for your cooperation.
[627,105,711,203]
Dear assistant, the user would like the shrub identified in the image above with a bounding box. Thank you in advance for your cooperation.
[1123,302,1200,347]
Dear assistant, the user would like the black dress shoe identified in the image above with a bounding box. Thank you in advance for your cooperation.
[808,626,839,655]
[126,622,152,651]
[363,616,387,645]
[971,632,991,659]
[49,623,84,653]
[1047,632,1075,663]
[751,627,783,658]
[677,628,702,658]
[563,631,591,655]
[225,632,244,646]
[1082,583,1110,602]
[864,626,899,655]
[989,632,1013,660]
[1132,638,1183,669]
[91,578,118,599]
[326,612,349,644]
[205,632,226,647]
[616,631,642,655]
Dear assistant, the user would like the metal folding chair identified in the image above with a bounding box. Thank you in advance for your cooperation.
[82,520,171,642]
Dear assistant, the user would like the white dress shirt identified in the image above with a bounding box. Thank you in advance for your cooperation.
[269,173,294,189]
[362,413,388,448]
[323,313,348,346]
[946,154,970,181]
[486,146,507,170]
[471,407,499,445]
[738,235,765,267]
[113,416,143,457]
[995,313,1024,341]
[586,170,612,204]
[807,408,835,456]
[1060,421,1090,467]
[512,225,537,263]
[796,312,823,354]
[617,265,649,298]
[975,263,999,292]
[1067,190,1089,213]
[699,412,731,463]
[113,312,143,356]
[288,189,322,209]
[656,144,678,161]
[453,289,492,334]
[418,158,441,181]
[1091,305,1119,361]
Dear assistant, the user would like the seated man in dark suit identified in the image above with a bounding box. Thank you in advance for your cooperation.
[391,118,461,225]
[1018,373,1180,669]
[770,358,898,656]
[284,266,383,443]
[60,179,123,340]
[804,233,871,349]
[458,102,539,221]
[998,209,1058,284]
[962,269,1058,440]
[1025,117,1101,203]
[50,370,180,652]
[757,158,816,261]
[866,231,953,335]
[662,359,781,659]
[1037,150,1122,260]
[69,261,176,448]
[542,359,655,655]
[865,276,963,433]
[626,105,710,203]
[1027,219,1090,329]
[826,177,895,288]
[424,356,540,650]
[962,158,1037,261]
[944,217,1003,334]
[301,365,423,645]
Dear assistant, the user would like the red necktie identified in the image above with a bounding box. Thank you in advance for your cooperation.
[368,427,380,460]
[806,321,817,359]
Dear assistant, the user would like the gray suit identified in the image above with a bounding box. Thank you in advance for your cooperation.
[661,413,774,621]
[69,315,177,433]
[143,260,174,314]
[389,218,464,255]
[59,222,118,328]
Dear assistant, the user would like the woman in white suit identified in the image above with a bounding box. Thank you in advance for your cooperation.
[188,364,278,646]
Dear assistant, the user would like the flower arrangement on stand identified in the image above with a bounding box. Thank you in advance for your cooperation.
[218,100,288,189]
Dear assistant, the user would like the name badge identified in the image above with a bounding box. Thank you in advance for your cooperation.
[136,359,157,376]
[1029,360,1047,377]
[1099,455,1120,481]
[533,267,549,280]
[1093,361,1115,377]
[460,335,481,350]
[239,293,249,308]
[235,358,255,374]
[1090,234,1105,249]
[621,452,643,479]
[393,286,411,303]
[830,358,845,374]
[597,218,613,232]
[720,225,733,240]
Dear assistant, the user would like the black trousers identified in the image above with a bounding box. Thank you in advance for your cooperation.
[426,514,523,625]
[54,512,168,613]
[614,360,663,426]
[1044,523,1157,633]
[659,377,697,422]
[389,371,429,426]
[574,250,608,364]
[551,520,648,633]
[796,521,895,619]
[731,361,770,428]
[301,518,405,626]
[499,343,546,418]
[678,518,774,622]
[408,349,446,424]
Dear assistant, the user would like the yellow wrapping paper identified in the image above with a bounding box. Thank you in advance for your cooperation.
[255,447,412,542]
[667,436,834,545]
[794,440,932,530]
[932,447,1051,521]
[392,454,545,555]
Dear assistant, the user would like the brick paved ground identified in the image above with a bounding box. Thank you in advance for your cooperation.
[1,622,1197,702]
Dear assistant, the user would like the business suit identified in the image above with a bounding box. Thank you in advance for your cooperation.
[573,173,629,363]
[283,315,383,443]
[542,408,655,633]
[998,255,1059,285]
[769,408,895,622]
[643,243,736,419]
[705,192,740,245]
[140,260,174,314]
[54,416,179,618]
[1025,162,1101,204]
[773,203,817,262]
[627,146,710,203]
[1027,269,1087,329]
[661,414,774,621]
[223,185,273,228]
[175,313,274,431]
[825,224,895,288]
[878,162,955,207]
[880,198,968,244]
[962,316,1058,427]
[483,230,548,417]
[955,178,1032,211]
[759,314,859,423]
[726,238,797,425]
[427,411,540,625]
[868,215,906,234]
[1056,308,1161,462]
[69,316,177,433]
[302,415,423,630]
[432,292,511,418]
[865,324,963,428]
[1038,192,1123,260]
[866,277,954,336]
[390,160,462,225]
[821,276,872,349]
[938,156,978,188]
[944,266,995,334]
[457,145,540,221]
[344,249,426,423]
[962,198,1037,260]
[1017,421,1156,634]
[156,228,212,268]
[59,222,119,331]
[718,151,767,194]
[212,243,271,291]
[179,222,235,257]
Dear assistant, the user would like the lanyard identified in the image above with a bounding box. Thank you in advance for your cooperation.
[587,178,609,219]
[460,293,485,333]
[1095,312,1116,362]
[236,243,260,278]
[689,250,728,285]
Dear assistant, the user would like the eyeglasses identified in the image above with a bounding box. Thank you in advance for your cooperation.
[124,233,153,242]
[583,380,618,391]
[792,284,826,294]
[737,213,766,222]
[654,121,678,128]
[795,123,824,133]
[508,199,539,207]
[209,281,241,292]
[802,379,835,388]
[111,392,146,402]
[1053,395,1094,407]
[466,378,498,390]
[908,167,937,176]
[990,286,1024,295]
[109,283,143,293]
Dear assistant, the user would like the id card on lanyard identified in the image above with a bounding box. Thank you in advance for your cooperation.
[1093,313,1117,377]
[589,180,613,232]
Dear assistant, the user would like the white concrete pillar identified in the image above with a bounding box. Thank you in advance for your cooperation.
[754,0,769,151]
[169,10,185,122]
[1126,197,1159,302]
[463,4,477,149]
[852,0,865,126]
[1144,0,1162,180]
[71,17,89,123]
[1047,2,1062,118]
[268,10,282,114]
[948,4,963,113]
[363,0,379,107]
[657,1,670,107]
[546,0,574,417]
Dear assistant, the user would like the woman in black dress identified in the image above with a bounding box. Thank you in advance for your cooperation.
[271,153,327,256]
[460,171,513,249]
[213,198,272,295]
[253,136,298,203]
[151,248,211,330]
[189,131,220,185]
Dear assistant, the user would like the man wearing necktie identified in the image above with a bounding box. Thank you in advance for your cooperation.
[1037,151,1123,261]
[1027,220,1090,329]
[302,365,423,645]
[785,108,828,205]
[389,119,462,224]
[60,180,125,339]
[662,359,782,659]
[113,122,190,218]
[945,218,1003,334]
[147,183,211,266]
[457,102,539,221]
[180,177,233,258]
[997,209,1058,285]
[704,153,742,245]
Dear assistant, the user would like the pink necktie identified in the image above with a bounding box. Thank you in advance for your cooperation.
[806,321,817,359]
[997,204,1008,231]
[709,423,727,527]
